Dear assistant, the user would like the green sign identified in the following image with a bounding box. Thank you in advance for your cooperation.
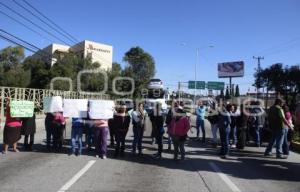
[188,81,205,89]
[207,81,225,90]
[10,100,34,118]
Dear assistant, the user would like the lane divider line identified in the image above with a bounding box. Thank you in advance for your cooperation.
[57,160,96,192]
[209,162,241,192]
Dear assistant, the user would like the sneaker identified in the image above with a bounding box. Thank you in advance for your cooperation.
[264,153,272,157]
[231,144,236,149]
[95,155,99,158]
[220,155,228,159]
[102,155,107,159]
[2,151,7,155]
[276,155,287,159]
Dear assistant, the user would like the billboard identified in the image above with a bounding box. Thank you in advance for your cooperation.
[218,61,244,78]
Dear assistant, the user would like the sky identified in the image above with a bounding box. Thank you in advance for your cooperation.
[1,0,300,94]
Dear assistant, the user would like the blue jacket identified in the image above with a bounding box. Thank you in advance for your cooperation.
[196,106,207,121]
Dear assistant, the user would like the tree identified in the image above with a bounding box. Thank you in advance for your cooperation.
[0,46,30,87]
[123,47,156,98]
[235,85,240,97]
[22,57,51,89]
[225,86,231,100]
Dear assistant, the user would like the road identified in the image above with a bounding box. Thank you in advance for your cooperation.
[0,116,300,192]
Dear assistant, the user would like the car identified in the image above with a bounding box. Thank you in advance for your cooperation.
[144,98,168,115]
[114,98,134,112]
[147,79,164,90]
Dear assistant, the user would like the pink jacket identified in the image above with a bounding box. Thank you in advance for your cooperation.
[168,117,190,137]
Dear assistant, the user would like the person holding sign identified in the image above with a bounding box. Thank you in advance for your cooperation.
[132,102,147,156]
[112,104,131,158]
[2,99,22,154]
[52,112,65,152]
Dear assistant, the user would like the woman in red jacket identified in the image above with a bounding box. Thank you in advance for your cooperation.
[168,106,190,161]
[2,99,22,154]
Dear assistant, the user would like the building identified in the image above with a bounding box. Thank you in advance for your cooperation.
[32,40,113,70]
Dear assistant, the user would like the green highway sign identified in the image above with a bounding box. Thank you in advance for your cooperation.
[188,81,205,89]
[207,81,225,90]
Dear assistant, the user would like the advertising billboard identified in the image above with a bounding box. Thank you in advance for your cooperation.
[218,61,244,78]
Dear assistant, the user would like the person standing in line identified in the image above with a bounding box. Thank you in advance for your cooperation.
[45,112,54,151]
[165,101,179,150]
[70,117,84,156]
[151,103,165,159]
[264,99,293,159]
[229,104,238,148]
[207,105,219,148]
[282,105,294,158]
[113,104,131,158]
[21,113,36,151]
[218,104,232,159]
[52,111,65,152]
[195,101,207,143]
[93,119,109,159]
[249,102,265,147]
[236,104,249,150]
[2,99,22,154]
[168,106,190,161]
[132,102,147,156]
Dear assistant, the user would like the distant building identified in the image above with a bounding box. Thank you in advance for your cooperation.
[32,40,113,70]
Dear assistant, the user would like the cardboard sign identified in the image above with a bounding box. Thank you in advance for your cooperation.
[10,100,34,118]
[43,96,63,113]
[88,100,115,119]
[63,99,88,118]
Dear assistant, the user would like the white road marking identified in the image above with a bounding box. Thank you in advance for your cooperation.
[209,162,241,192]
[57,160,96,192]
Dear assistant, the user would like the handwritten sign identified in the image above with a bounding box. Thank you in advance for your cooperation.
[88,100,115,119]
[43,96,63,113]
[63,99,88,118]
[10,100,34,118]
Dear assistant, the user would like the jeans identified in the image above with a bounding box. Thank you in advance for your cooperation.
[211,123,218,144]
[172,135,186,160]
[219,126,230,156]
[230,126,237,145]
[94,127,108,156]
[132,126,144,153]
[71,126,83,154]
[254,125,262,146]
[282,128,289,155]
[115,130,127,155]
[85,124,94,148]
[265,129,284,157]
[196,119,205,141]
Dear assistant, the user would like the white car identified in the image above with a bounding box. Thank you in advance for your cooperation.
[147,79,164,90]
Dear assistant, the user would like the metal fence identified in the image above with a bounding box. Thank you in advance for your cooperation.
[0,86,110,127]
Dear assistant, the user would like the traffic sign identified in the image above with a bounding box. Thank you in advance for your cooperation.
[207,81,225,90]
[188,81,205,89]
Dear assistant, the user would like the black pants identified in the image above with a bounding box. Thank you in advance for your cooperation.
[236,127,247,149]
[53,124,64,151]
[172,135,186,160]
[109,126,115,146]
[24,134,34,148]
[115,131,127,155]
[156,133,163,154]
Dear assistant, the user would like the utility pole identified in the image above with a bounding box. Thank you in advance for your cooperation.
[253,56,264,98]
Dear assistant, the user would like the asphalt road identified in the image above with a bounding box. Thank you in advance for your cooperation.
[0,116,300,192]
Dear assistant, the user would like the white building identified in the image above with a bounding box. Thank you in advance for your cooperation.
[32,40,113,70]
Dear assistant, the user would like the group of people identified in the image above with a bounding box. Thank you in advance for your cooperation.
[2,97,299,161]
[194,98,297,159]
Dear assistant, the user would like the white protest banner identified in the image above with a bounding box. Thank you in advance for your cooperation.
[63,99,88,118]
[10,100,34,118]
[88,100,115,119]
[43,96,63,113]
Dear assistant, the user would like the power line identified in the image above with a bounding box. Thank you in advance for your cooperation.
[21,0,79,43]
[0,9,52,42]
[12,0,76,44]
[0,1,71,45]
